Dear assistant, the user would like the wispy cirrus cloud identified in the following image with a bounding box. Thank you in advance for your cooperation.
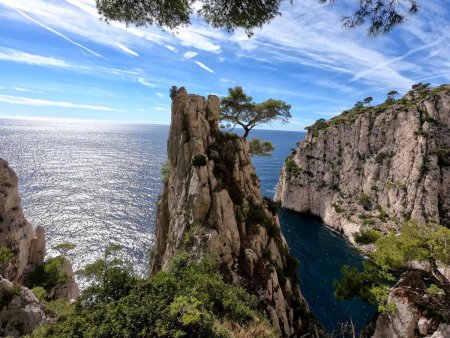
[184,51,198,59]
[0,48,71,67]
[0,94,116,111]
[16,8,102,57]
[195,61,215,74]
[12,87,35,92]
[116,43,139,57]
[137,77,156,88]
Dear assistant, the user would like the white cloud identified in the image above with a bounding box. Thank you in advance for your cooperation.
[0,48,71,67]
[116,43,139,57]
[0,0,168,57]
[183,51,198,59]
[195,61,215,74]
[16,9,102,57]
[137,77,156,88]
[225,1,422,90]
[12,87,34,92]
[0,94,116,111]
[350,39,443,82]
[174,29,221,52]
[165,45,177,52]
[156,92,165,98]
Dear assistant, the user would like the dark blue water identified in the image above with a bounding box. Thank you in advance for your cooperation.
[0,120,375,333]
[250,129,376,334]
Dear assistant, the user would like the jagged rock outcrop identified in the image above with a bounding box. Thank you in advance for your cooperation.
[0,159,45,282]
[275,85,450,243]
[0,276,46,337]
[150,87,323,337]
[48,259,80,300]
[364,270,450,338]
[0,158,79,335]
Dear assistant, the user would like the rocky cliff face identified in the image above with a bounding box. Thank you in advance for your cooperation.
[150,87,322,337]
[0,276,46,337]
[0,159,45,282]
[364,270,450,338]
[275,85,450,243]
[1,158,80,335]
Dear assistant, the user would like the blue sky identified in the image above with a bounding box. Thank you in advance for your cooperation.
[0,0,449,130]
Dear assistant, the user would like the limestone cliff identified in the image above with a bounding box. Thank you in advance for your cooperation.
[150,87,322,337]
[1,158,80,335]
[275,85,450,244]
[0,159,45,282]
[0,276,46,337]
[363,269,450,338]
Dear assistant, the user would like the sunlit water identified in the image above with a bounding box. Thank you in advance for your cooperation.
[0,118,167,276]
[0,119,375,332]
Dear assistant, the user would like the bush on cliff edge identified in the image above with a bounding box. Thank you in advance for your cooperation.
[29,249,277,338]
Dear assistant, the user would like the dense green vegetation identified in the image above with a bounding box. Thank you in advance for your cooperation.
[335,221,450,314]
[354,229,382,244]
[305,84,449,137]
[284,157,302,178]
[25,257,70,292]
[29,248,277,338]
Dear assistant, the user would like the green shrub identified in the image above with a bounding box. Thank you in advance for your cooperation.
[434,146,450,166]
[30,251,277,338]
[362,219,375,226]
[377,210,389,221]
[423,115,437,123]
[414,129,430,137]
[433,147,449,157]
[385,181,406,190]
[160,160,170,184]
[284,157,302,177]
[192,154,208,167]
[426,284,444,295]
[0,245,13,274]
[332,203,345,213]
[357,193,372,210]
[375,152,390,163]
[336,221,450,320]
[354,229,382,244]
[419,162,430,175]
[0,282,21,307]
[25,257,69,291]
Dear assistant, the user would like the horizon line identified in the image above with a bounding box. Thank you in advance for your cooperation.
[0,115,307,132]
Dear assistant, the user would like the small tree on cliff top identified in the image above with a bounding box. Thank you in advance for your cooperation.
[220,87,291,139]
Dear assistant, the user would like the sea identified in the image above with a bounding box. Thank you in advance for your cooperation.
[0,118,375,333]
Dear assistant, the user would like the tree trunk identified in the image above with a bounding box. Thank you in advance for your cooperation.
[243,128,250,139]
